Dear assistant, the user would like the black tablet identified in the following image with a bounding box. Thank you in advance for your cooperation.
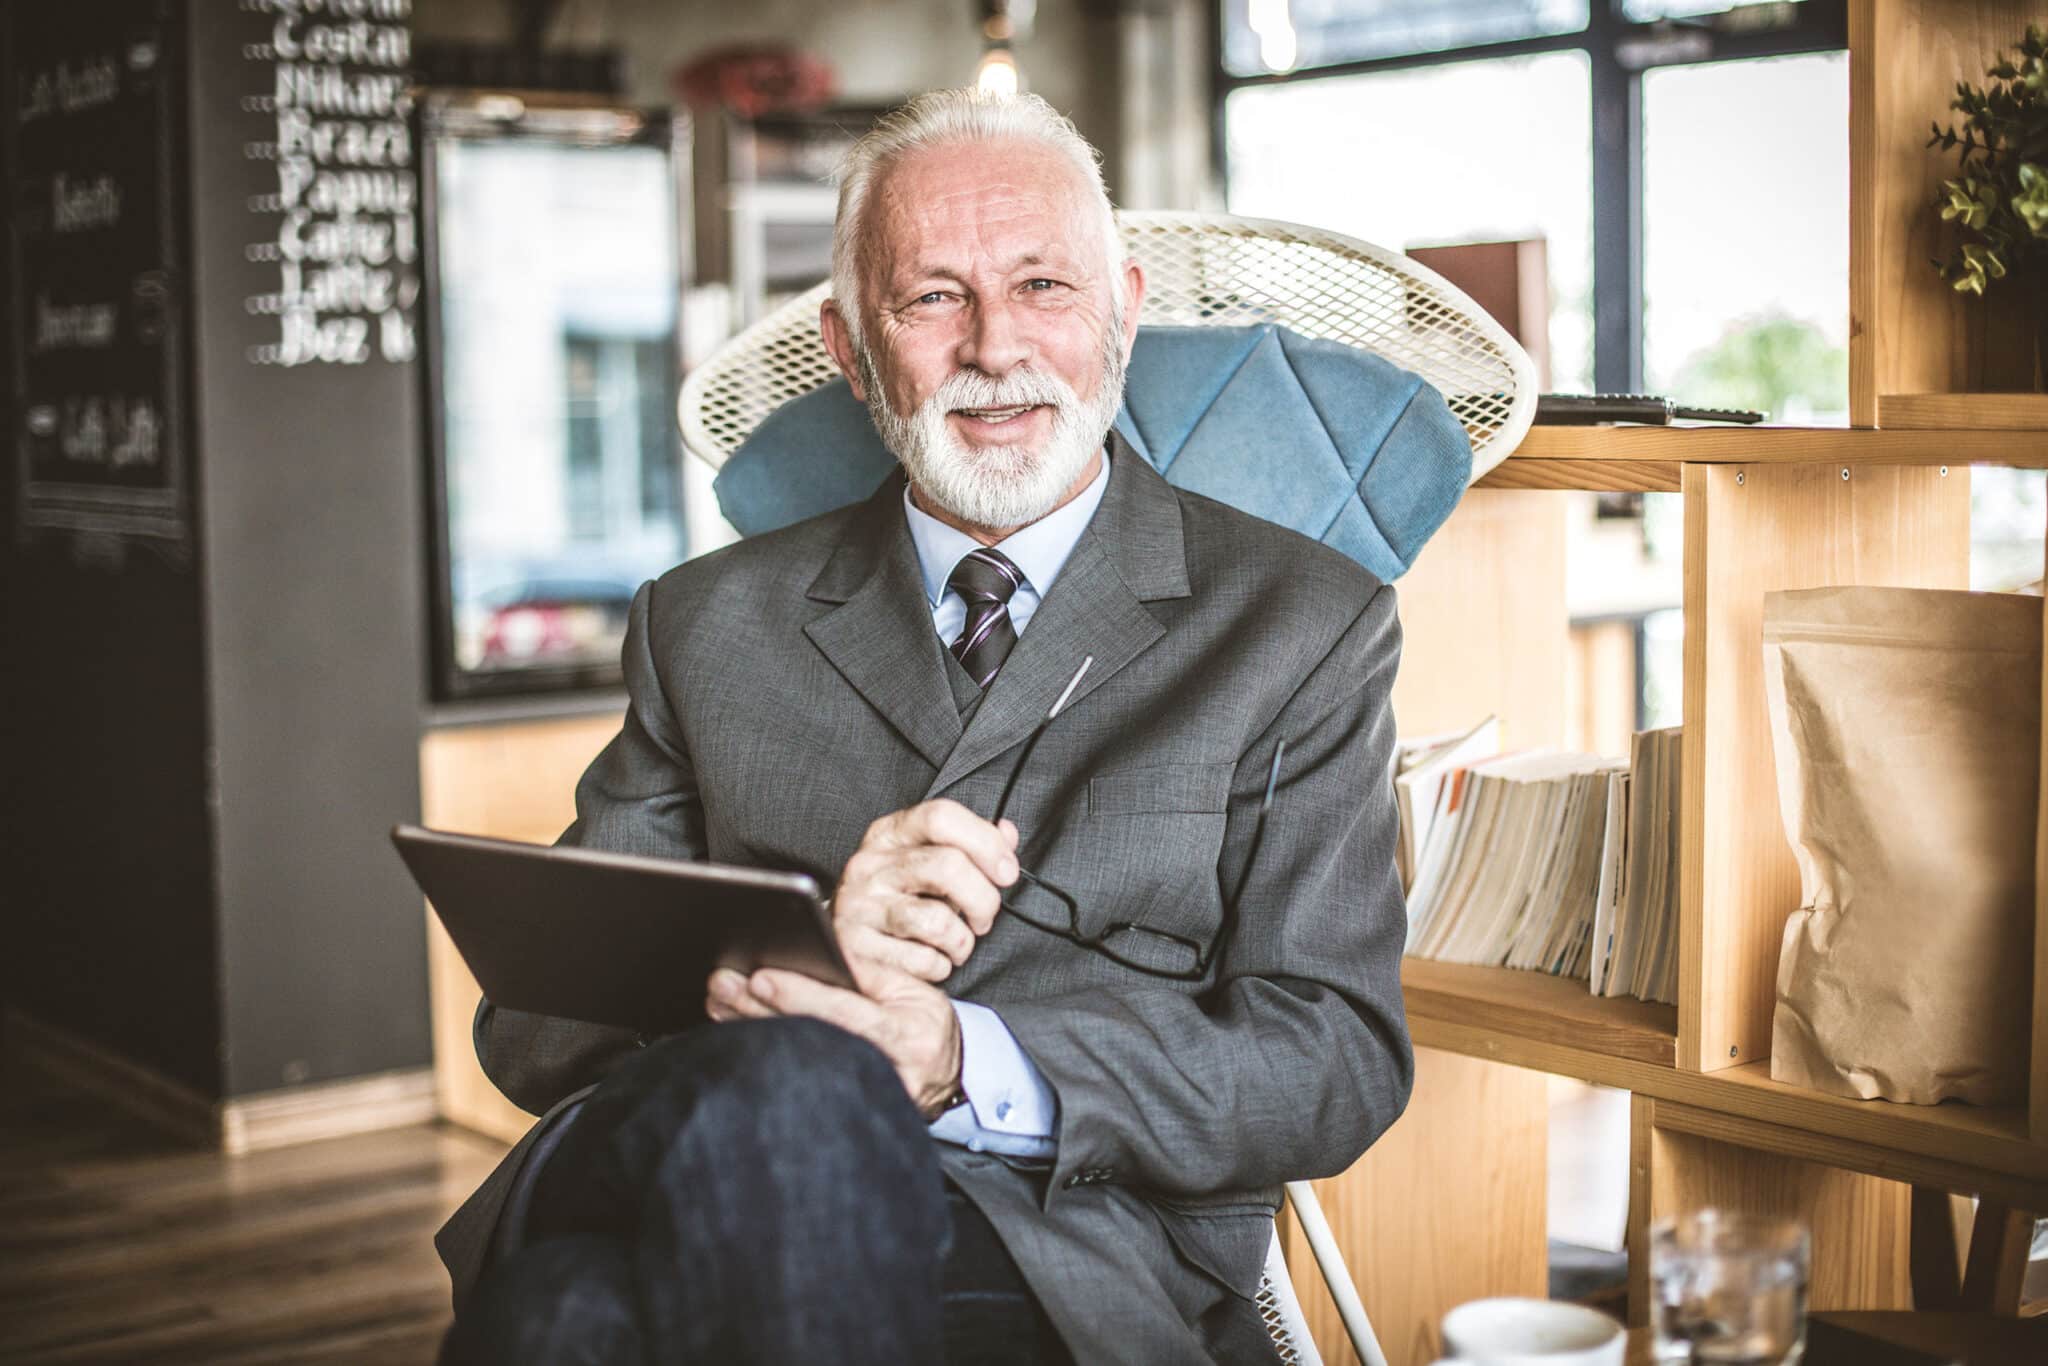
[392,824,854,1034]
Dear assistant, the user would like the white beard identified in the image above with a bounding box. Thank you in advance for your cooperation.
[859,322,1127,531]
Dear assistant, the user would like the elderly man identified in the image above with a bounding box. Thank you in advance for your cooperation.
[439,90,1411,1365]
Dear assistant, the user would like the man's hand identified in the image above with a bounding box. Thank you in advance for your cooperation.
[705,962,964,1118]
[831,799,1020,983]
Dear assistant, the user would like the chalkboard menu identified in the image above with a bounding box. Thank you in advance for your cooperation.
[239,0,417,370]
[8,0,189,552]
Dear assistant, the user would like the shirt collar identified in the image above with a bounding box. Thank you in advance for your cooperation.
[903,449,1112,608]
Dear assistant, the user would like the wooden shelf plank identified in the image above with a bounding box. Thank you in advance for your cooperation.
[1408,1002,2048,1204]
[1475,457,1679,493]
[1879,393,2048,431]
[1401,958,1676,1068]
[1508,425,2047,466]
[1655,1074,2047,1211]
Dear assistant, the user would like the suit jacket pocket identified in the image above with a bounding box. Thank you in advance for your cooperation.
[1149,1197,1277,1304]
[1089,762,1234,816]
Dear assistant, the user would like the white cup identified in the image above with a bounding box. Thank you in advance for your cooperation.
[1439,1297,1625,1365]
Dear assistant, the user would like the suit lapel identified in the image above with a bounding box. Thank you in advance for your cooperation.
[928,440,1190,797]
[804,476,964,772]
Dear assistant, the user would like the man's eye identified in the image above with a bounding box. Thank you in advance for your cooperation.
[914,292,949,305]
[1023,278,1061,292]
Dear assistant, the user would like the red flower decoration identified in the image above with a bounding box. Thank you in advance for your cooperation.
[672,45,838,118]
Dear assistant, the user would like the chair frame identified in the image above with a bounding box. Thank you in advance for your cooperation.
[679,210,1539,486]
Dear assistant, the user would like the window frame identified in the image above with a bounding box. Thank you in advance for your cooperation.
[1210,0,1848,392]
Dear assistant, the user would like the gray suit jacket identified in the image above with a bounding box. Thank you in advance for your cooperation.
[436,442,1414,1363]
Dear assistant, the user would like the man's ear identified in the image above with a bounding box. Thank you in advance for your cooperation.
[1118,258,1146,362]
[819,297,867,403]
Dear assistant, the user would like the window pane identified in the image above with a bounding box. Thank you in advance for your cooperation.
[432,135,687,685]
[1973,468,2047,593]
[1225,52,1594,391]
[1623,0,1807,21]
[1221,0,1588,77]
[1641,51,1848,422]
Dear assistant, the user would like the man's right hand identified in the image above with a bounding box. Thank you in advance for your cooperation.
[831,799,1020,983]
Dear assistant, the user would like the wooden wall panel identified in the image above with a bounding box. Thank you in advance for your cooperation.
[1850,0,2044,422]
[1678,463,1969,1073]
[1392,489,1570,751]
[419,713,624,1143]
[2038,535,2048,1144]
[1567,618,1638,759]
[1641,1117,1914,1317]
[1284,1048,1550,1366]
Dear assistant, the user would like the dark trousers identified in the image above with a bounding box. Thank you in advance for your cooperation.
[441,1017,1073,1366]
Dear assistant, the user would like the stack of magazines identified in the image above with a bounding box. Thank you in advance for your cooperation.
[1589,727,1682,1004]
[1400,723,1681,1006]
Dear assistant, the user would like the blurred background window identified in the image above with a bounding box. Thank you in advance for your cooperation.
[1222,0,1591,76]
[1226,51,1596,393]
[1642,50,1849,424]
[1219,0,1867,761]
[422,103,688,699]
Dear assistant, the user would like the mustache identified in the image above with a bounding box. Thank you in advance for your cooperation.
[929,366,1077,414]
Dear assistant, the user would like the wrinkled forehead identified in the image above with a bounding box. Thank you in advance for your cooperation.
[861,138,1109,289]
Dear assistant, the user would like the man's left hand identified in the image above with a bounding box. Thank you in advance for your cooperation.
[705,962,962,1119]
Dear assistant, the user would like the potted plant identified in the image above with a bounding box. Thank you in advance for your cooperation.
[1928,24,2047,389]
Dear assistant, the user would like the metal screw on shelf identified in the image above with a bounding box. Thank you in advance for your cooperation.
[1729,1045,1739,1057]
[1940,466,1949,476]
[1841,467,1851,481]
[1735,470,1745,485]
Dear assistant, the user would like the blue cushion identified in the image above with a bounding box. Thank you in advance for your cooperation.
[712,323,1472,580]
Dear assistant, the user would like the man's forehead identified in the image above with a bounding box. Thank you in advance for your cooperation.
[864,139,1101,276]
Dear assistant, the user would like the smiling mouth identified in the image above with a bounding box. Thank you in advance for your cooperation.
[953,405,1042,424]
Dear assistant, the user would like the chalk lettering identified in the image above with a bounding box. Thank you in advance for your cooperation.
[274,306,372,365]
[275,109,410,167]
[271,18,409,67]
[277,208,392,264]
[273,62,407,117]
[33,295,118,350]
[51,172,122,232]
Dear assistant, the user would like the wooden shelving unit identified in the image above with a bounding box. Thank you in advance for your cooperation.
[1879,394,2048,431]
[1281,5,2048,1362]
[1401,959,1677,1072]
[1475,425,2048,495]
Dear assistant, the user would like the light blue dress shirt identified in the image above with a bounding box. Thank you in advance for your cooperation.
[902,452,1111,1161]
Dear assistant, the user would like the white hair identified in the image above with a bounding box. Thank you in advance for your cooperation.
[830,89,1124,354]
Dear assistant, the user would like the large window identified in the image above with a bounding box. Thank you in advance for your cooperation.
[421,100,689,700]
[1219,0,1848,400]
[1642,50,1849,422]
[1228,51,1596,391]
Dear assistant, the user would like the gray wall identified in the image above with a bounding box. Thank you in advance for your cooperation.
[3,1,227,1098]
[186,1,431,1097]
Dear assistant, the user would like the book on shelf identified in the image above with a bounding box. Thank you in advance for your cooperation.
[1390,715,1501,888]
[1400,723,1682,1006]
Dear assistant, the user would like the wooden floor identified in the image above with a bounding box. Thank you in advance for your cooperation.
[0,1054,508,1364]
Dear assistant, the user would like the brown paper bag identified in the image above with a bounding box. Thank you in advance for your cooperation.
[1762,586,2039,1105]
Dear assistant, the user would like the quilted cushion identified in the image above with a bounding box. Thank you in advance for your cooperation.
[712,323,1472,581]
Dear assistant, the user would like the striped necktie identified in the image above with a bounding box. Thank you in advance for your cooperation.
[947,548,1024,689]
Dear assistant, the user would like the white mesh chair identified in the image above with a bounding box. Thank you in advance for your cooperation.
[681,210,1538,480]
[678,211,1539,1366]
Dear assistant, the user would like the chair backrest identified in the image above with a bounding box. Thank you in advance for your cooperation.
[679,210,1537,482]
[1260,1226,1324,1365]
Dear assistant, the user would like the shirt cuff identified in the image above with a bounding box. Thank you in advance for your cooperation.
[927,1000,1058,1160]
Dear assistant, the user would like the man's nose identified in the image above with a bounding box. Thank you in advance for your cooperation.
[959,298,1030,376]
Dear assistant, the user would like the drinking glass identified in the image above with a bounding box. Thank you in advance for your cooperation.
[1650,1209,1810,1364]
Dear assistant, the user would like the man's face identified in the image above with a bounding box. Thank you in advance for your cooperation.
[821,137,1144,531]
